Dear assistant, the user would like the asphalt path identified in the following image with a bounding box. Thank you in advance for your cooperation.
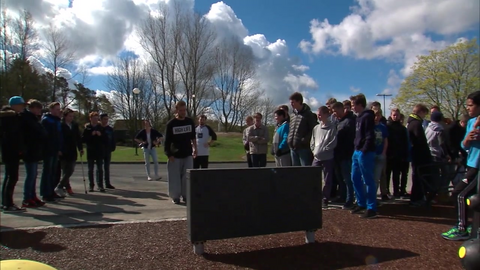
[0,163,413,231]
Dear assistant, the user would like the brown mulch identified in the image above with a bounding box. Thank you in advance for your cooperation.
[0,203,464,270]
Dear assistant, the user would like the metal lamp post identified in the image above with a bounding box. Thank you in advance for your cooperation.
[376,93,392,114]
[133,88,141,156]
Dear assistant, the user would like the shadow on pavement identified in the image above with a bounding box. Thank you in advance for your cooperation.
[71,193,149,206]
[378,203,456,226]
[110,189,169,200]
[0,230,66,252]
[203,241,419,269]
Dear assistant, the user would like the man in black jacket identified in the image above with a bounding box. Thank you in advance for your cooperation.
[407,104,433,206]
[55,108,83,196]
[101,113,115,189]
[287,92,318,166]
[40,102,63,202]
[21,99,47,208]
[1,96,27,212]
[386,108,410,197]
[332,102,356,209]
[83,111,108,192]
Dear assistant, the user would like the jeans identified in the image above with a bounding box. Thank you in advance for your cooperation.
[251,154,267,167]
[2,160,20,207]
[143,148,159,177]
[24,162,38,201]
[351,150,377,211]
[312,158,335,200]
[87,158,103,188]
[40,155,58,198]
[291,148,313,166]
[104,151,112,185]
[335,158,354,204]
[58,160,76,189]
[374,155,387,196]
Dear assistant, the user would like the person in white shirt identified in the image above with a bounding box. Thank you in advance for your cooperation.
[194,115,217,169]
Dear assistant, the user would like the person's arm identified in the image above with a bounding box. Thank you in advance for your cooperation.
[361,113,376,152]
[257,126,269,144]
[134,130,145,144]
[247,127,259,142]
[207,125,217,142]
[324,127,338,152]
[190,121,197,157]
[164,122,174,157]
[305,112,319,142]
[75,124,84,155]
[462,119,476,150]
[278,124,289,150]
[310,126,316,152]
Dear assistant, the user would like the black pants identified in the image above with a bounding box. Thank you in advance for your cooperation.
[251,154,267,167]
[104,152,112,185]
[411,162,433,202]
[58,160,76,189]
[194,156,209,169]
[387,159,409,196]
[87,158,104,188]
[452,167,478,230]
[246,153,253,168]
[1,160,20,207]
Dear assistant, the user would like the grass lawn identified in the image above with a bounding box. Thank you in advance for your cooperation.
[110,132,275,162]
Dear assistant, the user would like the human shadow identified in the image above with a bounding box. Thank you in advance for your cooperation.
[203,241,419,270]
[0,230,66,252]
[378,203,456,225]
[111,189,168,200]
[72,193,148,206]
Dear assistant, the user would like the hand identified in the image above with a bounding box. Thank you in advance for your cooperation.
[467,130,479,141]
[168,156,175,162]
[193,149,197,159]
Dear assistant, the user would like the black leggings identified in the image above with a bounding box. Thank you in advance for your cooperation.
[452,167,478,230]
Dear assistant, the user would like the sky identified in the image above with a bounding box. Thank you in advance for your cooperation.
[4,0,480,115]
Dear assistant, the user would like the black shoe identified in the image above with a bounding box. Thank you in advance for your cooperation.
[342,202,354,210]
[360,209,377,219]
[381,195,390,201]
[350,205,365,214]
[98,187,106,193]
[106,184,115,189]
[322,198,329,208]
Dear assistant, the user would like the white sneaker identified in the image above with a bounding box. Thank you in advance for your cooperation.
[54,187,66,197]
[147,177,153,181]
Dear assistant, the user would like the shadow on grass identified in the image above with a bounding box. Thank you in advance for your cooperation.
[0,230,66,252]
[379,203,456,226]
[203,241,419,269]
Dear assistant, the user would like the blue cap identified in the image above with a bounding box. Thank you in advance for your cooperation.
[8,96,26,106]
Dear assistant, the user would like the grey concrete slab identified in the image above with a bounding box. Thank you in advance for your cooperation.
[0,163,413,231]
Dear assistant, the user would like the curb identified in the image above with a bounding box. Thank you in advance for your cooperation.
[10,161,276,165]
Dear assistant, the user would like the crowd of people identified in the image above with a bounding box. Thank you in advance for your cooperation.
[242,91,479,241]
[1,91,479,241]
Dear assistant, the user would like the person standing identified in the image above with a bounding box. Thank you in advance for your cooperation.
[386,109,410,197]
[101,113,116,188]
[242,116,254,167]
[271,109,291,167]
[349,94,378,218]
[164,101,197,204]
[288,92,318,166]
[311,106,337,207]
[83,112,108,192]
[55,108,83,197]
[331,101,356,209]
[194,115,217,169]
[21,100,47,208]
[135,120,163,181]
[1,96,27,212]
[247,113,269,167]
[372,108,389,201]
[40,102,63,202]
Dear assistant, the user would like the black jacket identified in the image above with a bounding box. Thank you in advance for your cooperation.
[386,120,409,161]
[82,123,108,160]
[0,106,24,163]
[103,125,116,153]
[287,103,318,150]
[354,109,376,153]
[407,114,432,164]
[61,121,83,161]
[334,111,356,160]
[445,120,467,161]
[135,129,163,149]
[41,113,63,157]
[21,109,47,162]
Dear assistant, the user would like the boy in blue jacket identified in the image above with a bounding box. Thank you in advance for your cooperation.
[272,109,291,167]
[442,91,480,241]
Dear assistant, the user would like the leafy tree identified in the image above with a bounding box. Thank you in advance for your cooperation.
[393,39,480,120]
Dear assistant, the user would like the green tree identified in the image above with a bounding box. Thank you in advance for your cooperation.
[393,39,480,120]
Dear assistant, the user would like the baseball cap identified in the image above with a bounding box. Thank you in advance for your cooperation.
[9,96,27,106]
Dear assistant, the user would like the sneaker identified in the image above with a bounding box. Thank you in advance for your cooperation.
[442,227,470,241]
[360,209,377,219]
[106,184,115,189]
[55,187,67,198]
[350,205,365,214]
[467,225,472,235]
[147,177,153,181]
[3,205,27,212]
[342,202,354,210]
[172,199,180,204]
[33,197,45,206]
[22,199,38,208]
[66,188,74,195]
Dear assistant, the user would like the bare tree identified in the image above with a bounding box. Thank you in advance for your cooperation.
[76,64,92,86]
[139,1,183,120]
[212,37,258,131]
[12,10,36,61]
[42,23,76,102]
[0,8,12,71]
[177,12,217,119]
[145,61,167,128]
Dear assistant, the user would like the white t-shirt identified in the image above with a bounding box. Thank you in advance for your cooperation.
[196,125,212,156]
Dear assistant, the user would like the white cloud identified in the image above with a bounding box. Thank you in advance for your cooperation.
[300,0,479,77]
[88,65,115,76]
[350,86,360,93]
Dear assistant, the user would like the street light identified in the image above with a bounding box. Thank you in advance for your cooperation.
[133,88,141,156]
[376,93,392,114]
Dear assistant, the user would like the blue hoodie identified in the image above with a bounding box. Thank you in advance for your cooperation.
[462,117,480,169]
[354,109,376,153]
[41,113,63,156]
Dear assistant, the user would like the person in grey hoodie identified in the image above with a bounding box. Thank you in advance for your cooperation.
[425,111,450,191]
[310,106,337,206]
